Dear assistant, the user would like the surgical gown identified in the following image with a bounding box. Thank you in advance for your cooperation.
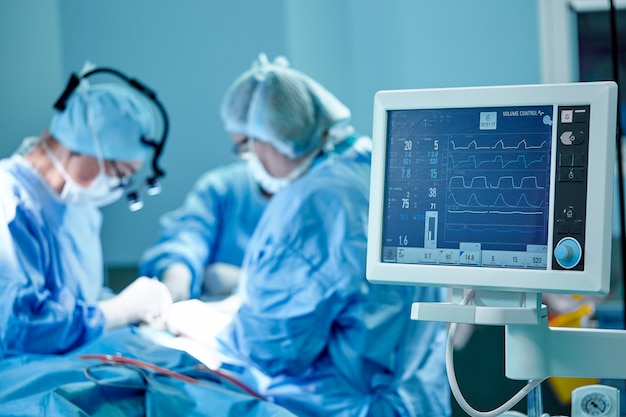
[139,162,267,298]
[0,154,105,358]
[217,136,451,417]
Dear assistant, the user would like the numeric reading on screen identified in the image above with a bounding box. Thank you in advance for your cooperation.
[382,106,553,269]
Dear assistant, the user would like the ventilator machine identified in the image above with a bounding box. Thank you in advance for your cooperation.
[366,81,625,416]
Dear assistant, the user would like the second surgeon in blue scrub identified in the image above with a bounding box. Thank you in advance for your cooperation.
[139,158,267,302]
[211,54,451,417]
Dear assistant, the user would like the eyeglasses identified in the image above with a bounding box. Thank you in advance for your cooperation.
[110,161,134,190]
[232,137,251,160]
[109,160,161,212]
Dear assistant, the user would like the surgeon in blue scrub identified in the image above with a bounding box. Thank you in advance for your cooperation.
[0,68,172,357]
[139,147,268,302]
[210,54,451,417]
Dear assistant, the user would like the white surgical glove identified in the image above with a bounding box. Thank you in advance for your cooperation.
[162,262,192,302]
[203,262,241,296]
[166,298,236,344]
[98,276,173,330]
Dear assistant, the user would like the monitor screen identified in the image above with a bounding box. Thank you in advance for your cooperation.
[366,82,617,295]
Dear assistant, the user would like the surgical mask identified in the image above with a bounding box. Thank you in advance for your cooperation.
[41,141,124,207]
[247,142,320,195]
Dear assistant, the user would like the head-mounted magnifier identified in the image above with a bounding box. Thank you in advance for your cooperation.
[53,67,169,212]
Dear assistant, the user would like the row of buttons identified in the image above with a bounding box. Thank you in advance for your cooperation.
[559,167,585,182]
[559,152,586,167]
[552,107,589,270]
[556,218,583,234]
[560,108,589,124]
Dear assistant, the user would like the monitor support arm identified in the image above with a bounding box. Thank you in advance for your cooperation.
[411,289,626,380]
[506,313,626,380]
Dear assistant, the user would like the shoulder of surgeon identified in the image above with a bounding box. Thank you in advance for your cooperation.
[312,133,372,183]
[267,135,372,223]
[0,155,55,214]
[346,134,372,163]
[0,154,100,227]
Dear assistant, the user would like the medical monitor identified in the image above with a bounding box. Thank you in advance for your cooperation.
[366,82,617,295]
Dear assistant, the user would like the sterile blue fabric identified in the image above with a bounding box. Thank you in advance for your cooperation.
[0,154,106,358]
[50,83,157,161]
[0,327,297,417]
[139,162,267,298]
[220,54,351,158]
[217,136,451,417]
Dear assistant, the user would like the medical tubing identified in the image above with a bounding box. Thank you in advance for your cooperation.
[192,364,265,400]
[79,354,265,400]
[81,354,201,384]
[446,290,546,417]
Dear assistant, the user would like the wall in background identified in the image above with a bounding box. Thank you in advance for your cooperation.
[55,0,290,266]
[0,0,541,268]
[0,0,63,152]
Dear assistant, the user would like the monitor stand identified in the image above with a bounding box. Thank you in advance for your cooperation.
[412,289,626,416]
[412,289,626,379]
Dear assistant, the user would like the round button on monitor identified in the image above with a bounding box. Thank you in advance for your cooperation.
[554,237,582,269]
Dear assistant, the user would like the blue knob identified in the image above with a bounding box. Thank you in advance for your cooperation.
[554,237,582,269]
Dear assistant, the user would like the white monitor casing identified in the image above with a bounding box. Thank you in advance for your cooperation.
[366,82,617,295]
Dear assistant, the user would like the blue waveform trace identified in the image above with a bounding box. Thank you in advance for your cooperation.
[448,192,545,208]
[448,209,543,215]
[450,154,546,169]
[448,175,544,189]
[450,139,547,150]
[447,225,544,234]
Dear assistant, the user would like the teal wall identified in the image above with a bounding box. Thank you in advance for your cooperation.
[0,0,542,267]
[0,0,63,151]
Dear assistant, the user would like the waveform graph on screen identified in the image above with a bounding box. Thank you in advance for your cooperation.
[381,104,555,270]
[445,135,552,259]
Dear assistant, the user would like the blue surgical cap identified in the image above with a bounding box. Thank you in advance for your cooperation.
[220,54,351,158]
[50,82,158,161]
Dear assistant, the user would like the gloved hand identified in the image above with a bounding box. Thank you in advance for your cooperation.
[203,262,241,296]
[162,262,192,303]
[166,298,235,345]
[98,276,173,330]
